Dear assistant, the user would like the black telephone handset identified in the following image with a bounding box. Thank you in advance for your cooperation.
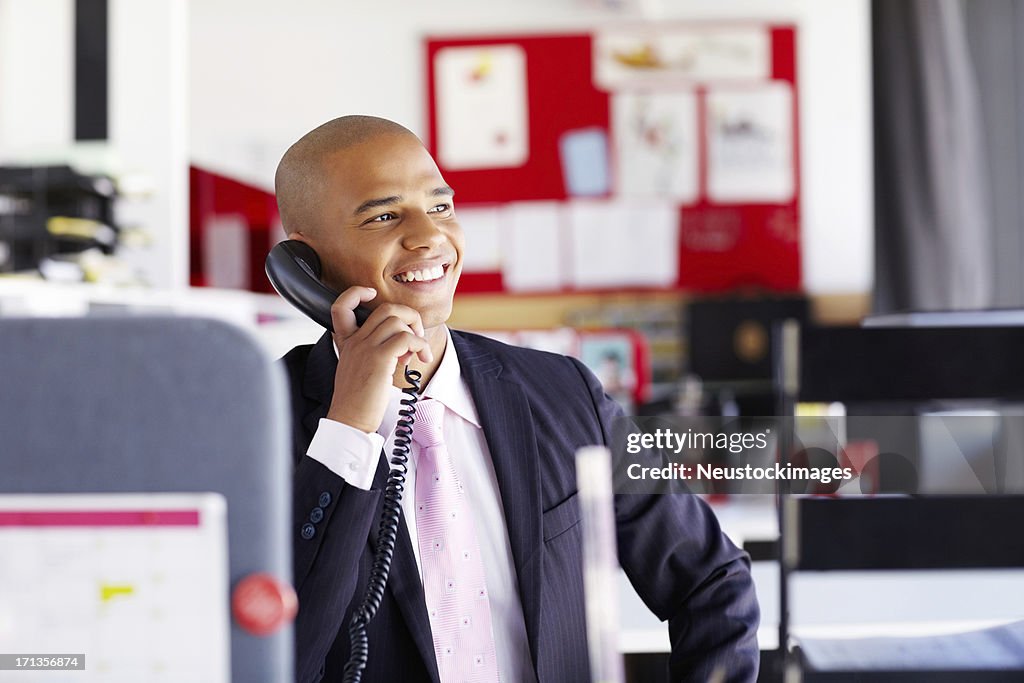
[265,240,370,330]
[266,240,418,683]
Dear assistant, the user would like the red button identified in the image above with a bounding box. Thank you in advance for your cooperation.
[232,573,298,636]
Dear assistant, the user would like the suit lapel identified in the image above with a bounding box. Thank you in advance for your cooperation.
[303,332,441,682]
[452,331,544,672]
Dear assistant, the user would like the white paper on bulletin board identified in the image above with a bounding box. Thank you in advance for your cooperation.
[567,200,678,288]
[0,493,230,682]
[435,44,529,170]
[594,26,770,89]
[612,91,699,202]
[706,82,795,203]
[455,206,503,272]
[501,202,566,292]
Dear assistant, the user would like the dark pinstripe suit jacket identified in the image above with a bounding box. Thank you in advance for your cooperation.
[282,329,759,683]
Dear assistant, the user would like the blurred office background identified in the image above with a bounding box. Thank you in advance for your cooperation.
[3,1,1024,680]
[0,0,877,412]
[4,0,1022,413]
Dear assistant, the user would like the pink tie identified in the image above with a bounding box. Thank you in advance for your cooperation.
[413,398,500,682]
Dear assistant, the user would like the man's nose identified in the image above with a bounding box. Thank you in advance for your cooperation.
[401,212,447,250]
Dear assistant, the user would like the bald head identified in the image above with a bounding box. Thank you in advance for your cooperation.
[275,115,419,235]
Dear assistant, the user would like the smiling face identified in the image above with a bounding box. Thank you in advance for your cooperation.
[291,132,463,331]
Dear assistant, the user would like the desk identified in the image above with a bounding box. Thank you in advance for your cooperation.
[617,496,1024,654]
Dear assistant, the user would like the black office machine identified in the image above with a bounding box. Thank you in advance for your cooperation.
[0,165,120,273]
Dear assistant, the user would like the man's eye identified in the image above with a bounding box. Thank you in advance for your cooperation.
[371,212,397,222]
[428,203,451,214]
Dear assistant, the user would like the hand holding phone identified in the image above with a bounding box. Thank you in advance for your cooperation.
[266,240,432,433]
[328,300,432,432]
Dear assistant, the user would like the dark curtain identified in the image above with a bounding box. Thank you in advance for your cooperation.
[963,0,1024,308]
[873,0,994,312]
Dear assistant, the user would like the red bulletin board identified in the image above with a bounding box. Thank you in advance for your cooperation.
[426,33,609,202]
[425,25,801,295]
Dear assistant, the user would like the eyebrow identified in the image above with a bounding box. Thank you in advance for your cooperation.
[353,195,401,216]
[352,186,455,217]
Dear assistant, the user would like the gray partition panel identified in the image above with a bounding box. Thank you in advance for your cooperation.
[0,316,293,682]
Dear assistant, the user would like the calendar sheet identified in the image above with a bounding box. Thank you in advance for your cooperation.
[0,493,229,682]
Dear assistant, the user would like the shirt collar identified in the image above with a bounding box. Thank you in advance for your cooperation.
[421,327,481,429]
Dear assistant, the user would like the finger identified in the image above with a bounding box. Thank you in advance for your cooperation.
[402,345,434,365]
[331,286,377,337]
[381,332,433,364]
[362,303,425,339]
[363,316,423,347]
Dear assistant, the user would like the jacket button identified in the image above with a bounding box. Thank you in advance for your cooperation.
[301,523,316,540]
[310,507,324,524]
[318,492,332,508]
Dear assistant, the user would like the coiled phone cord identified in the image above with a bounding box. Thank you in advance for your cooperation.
[342,367,422,683]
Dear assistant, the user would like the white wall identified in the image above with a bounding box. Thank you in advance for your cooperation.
[0,0,74,150]
[189,0,874,296]
[0,0,189,288]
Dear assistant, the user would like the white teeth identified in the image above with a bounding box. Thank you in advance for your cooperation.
[396,265,445,283]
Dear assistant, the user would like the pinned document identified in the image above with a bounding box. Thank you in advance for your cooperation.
[435,45,529,170]
[559,128,611,197]
[455,206,503,272]
[567,200,678,289]
[501,202,566,292]
[706,83,795,203]
[612,91,698,202]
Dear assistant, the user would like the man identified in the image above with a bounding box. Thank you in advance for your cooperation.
[277,115,759,682]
